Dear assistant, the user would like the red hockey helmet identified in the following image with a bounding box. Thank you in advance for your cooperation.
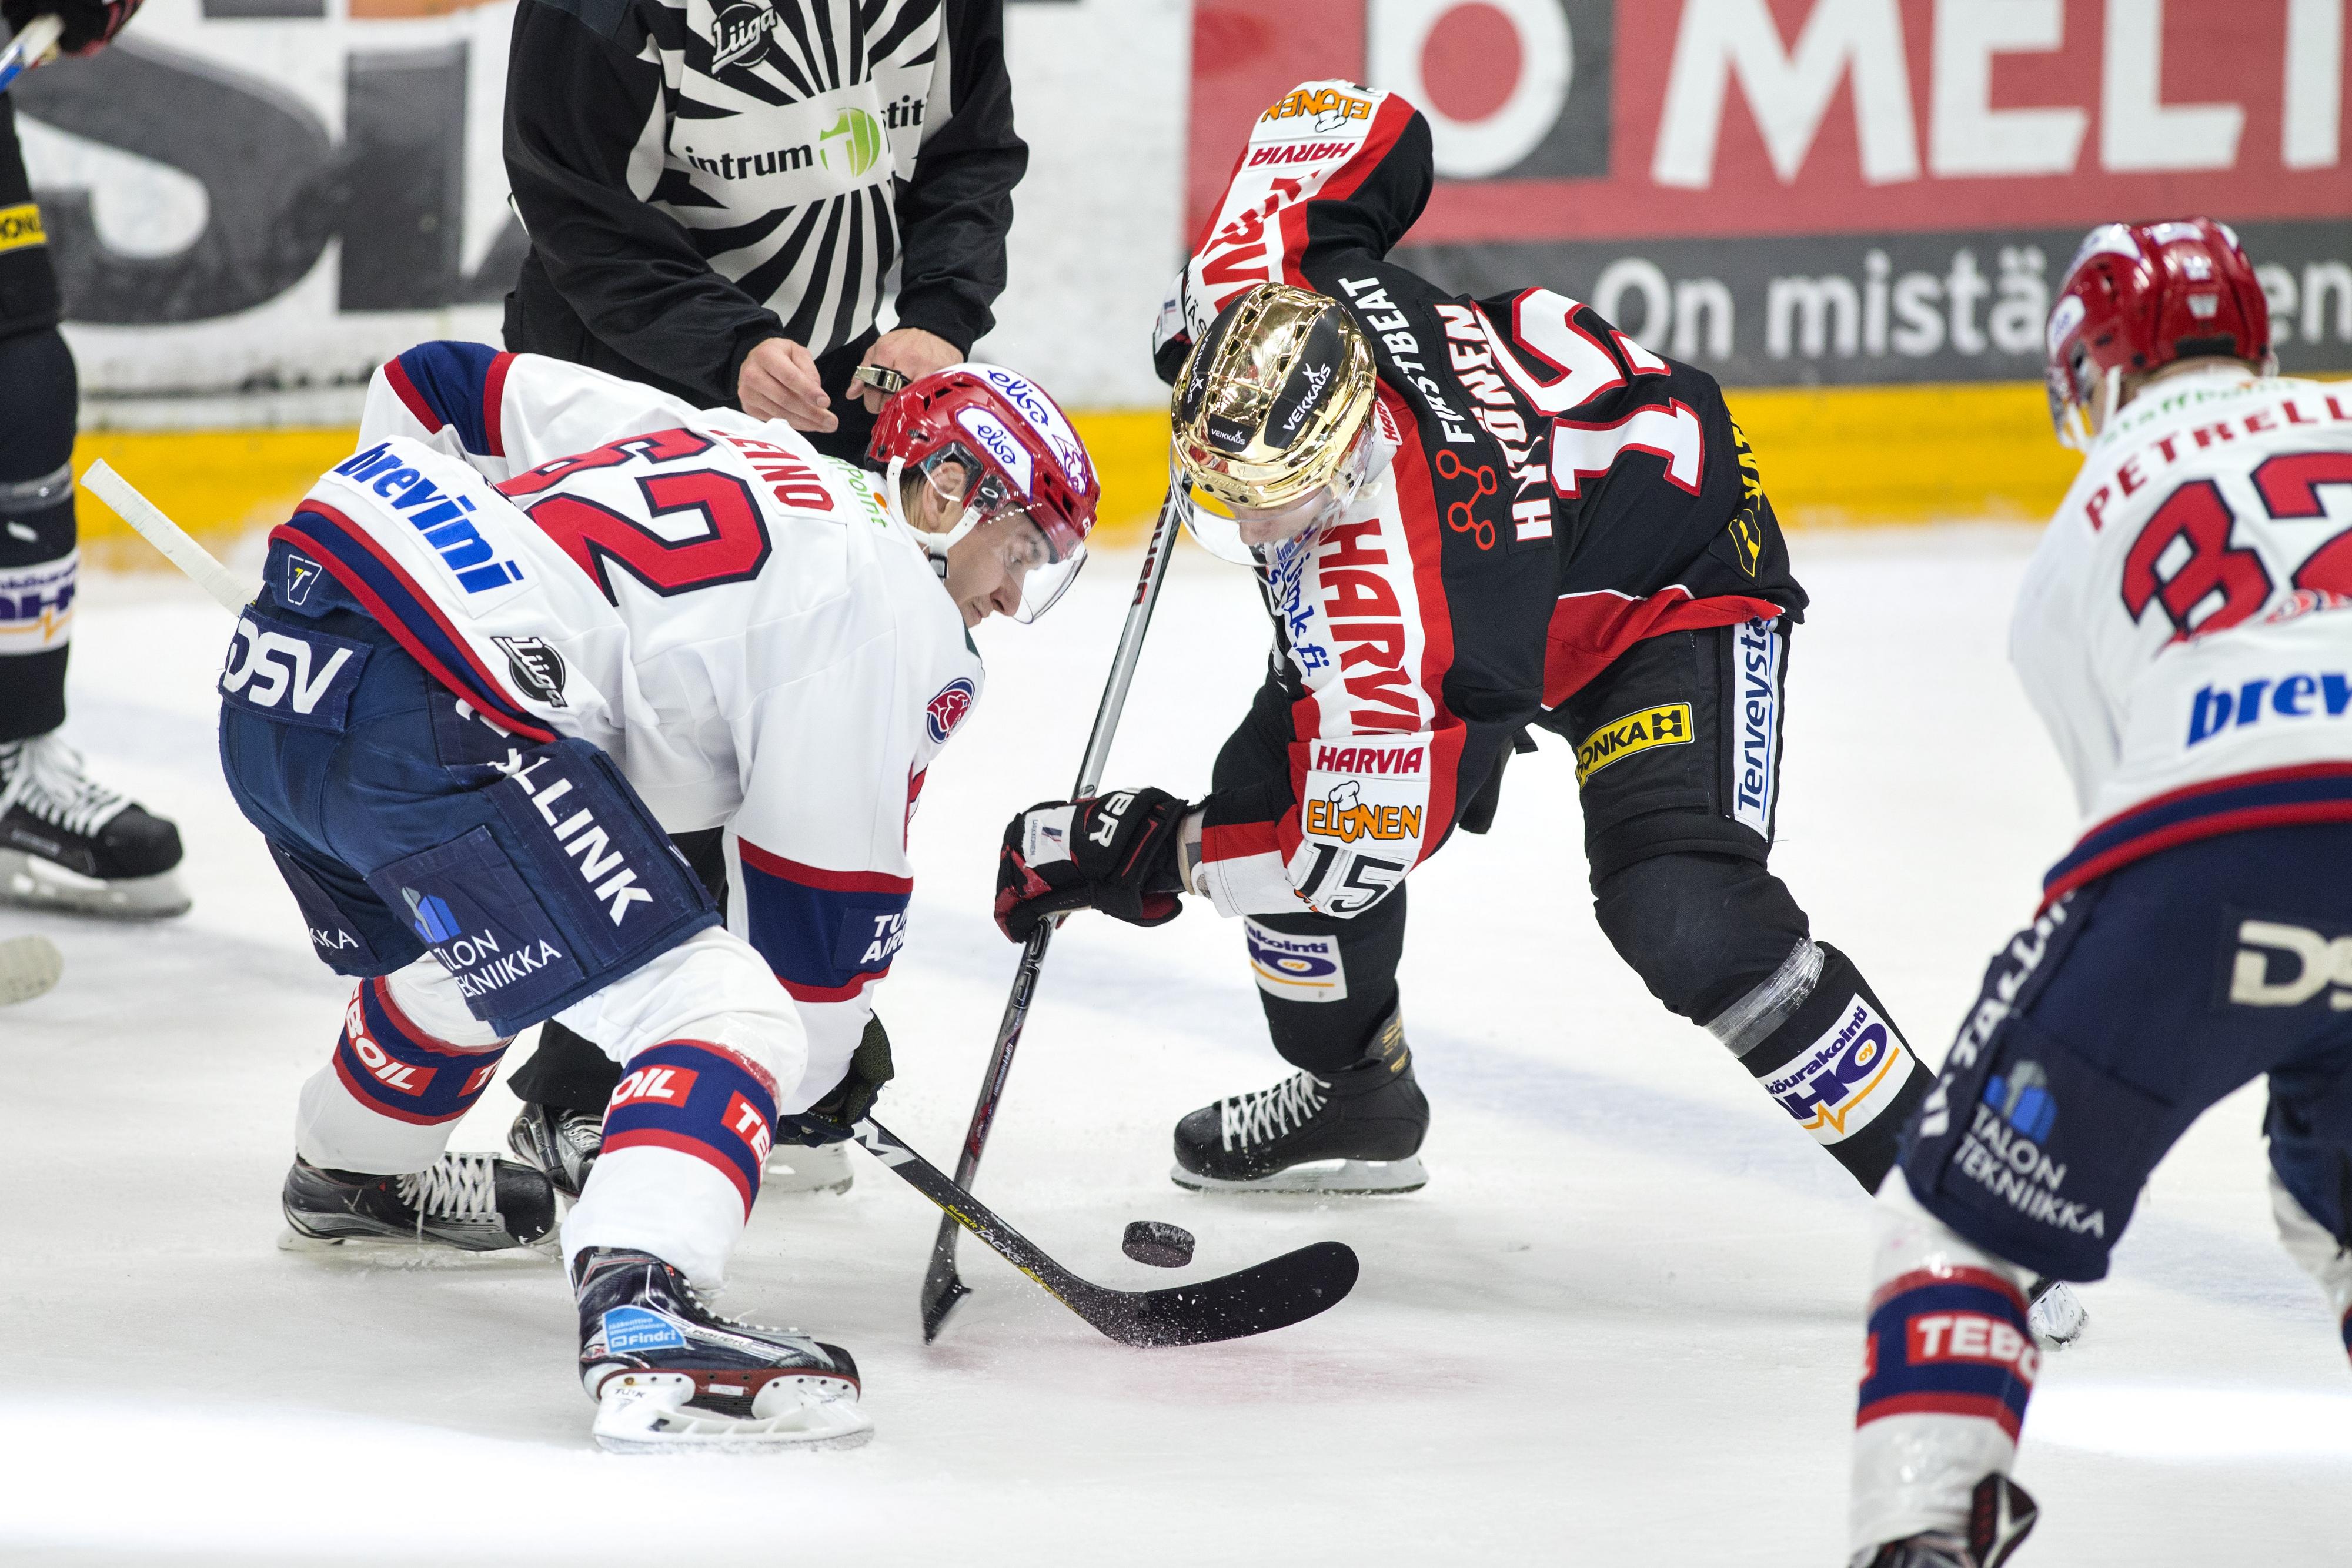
[2045,218,2273,445]
[868,363,1101,621]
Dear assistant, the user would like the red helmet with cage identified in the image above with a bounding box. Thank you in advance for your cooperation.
[2044,218,2273,444]
[869,361,1099,560]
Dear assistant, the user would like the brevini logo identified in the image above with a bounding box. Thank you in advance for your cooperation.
[2187,671,2352,745]
[335,444,526,595]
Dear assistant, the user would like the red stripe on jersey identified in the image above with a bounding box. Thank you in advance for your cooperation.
[1202,820,1282,864]
[482,352,515,457]
[383,358,442,434]
[1272,95,1412,290]
[736,839,914,894]
[777,971,888,1004]
[2041,798,2352,910]
[1544,589,1787,708]
[1282,682,1318,864]
[270,514,556,743]
[1377,387,1464,856]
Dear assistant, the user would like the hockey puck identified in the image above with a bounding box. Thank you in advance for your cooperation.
[1121,1220,1195,1269]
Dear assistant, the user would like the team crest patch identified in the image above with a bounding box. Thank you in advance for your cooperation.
[926,677,977,743]
[493,636,568,708]
[1575,701,1692,784]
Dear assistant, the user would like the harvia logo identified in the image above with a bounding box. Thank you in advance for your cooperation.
[820,108,884,178]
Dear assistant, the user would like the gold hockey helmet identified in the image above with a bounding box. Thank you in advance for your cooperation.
[1171,282,1379,515]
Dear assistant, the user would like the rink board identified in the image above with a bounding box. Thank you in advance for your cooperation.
[69,381,2091,569]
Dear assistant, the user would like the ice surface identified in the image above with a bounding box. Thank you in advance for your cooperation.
[3,529,2344,1566]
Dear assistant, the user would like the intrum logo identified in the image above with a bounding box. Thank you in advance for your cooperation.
[820,108,884,178]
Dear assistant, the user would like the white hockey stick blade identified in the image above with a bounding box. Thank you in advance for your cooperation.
[0,16,64,95]
[0,933,62,1005]
[79,460,256,615]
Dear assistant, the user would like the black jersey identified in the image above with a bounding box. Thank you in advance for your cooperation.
[1163,81,1805,920]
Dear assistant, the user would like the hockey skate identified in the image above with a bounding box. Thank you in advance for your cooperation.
[510,1103,853,1199]
[1856,1475,2039,1568]
[575,1247,870,1452]
[0,734,188,918]
[1171,1008,1429,1195]
[279,1152,557,1255]
[2025,1275,2088,1349]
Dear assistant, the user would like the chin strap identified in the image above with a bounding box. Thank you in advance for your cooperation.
[879,453,980,584]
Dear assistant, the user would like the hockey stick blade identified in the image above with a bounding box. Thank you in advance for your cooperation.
[859,1118,1359,1349]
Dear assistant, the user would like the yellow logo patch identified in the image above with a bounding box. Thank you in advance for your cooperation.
[1575,701,1693,784]
[0,203,45,254]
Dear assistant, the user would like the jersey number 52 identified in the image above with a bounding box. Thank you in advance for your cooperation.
[496,430,774,603]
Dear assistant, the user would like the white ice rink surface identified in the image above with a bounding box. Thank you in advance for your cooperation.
[4,528,2346,1566]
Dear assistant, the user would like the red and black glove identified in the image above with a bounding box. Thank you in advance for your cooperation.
[4,0,141,55]
[995,788,1190,942]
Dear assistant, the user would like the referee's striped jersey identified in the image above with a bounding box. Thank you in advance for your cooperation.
[503,0,1024,412]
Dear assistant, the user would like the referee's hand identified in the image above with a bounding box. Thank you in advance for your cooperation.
[853,329,961,413]
[739,337,837,433]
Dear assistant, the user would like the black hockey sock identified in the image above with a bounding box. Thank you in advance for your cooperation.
[508,1019,625,1116]
[1712,941,1928,1192]
[0,327,78,744]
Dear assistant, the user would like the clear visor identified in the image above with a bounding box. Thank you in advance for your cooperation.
[914,446,1087,623]
[1180,423,1375,567]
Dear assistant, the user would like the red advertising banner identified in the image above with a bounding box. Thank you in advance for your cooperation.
[1189,0,2352,383]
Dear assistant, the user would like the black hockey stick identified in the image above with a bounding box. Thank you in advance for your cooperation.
[860,1118,1358,1346]
[920,483,1185,1342]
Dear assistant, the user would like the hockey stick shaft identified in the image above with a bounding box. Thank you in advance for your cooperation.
[81,460,256,614]
[920,482,1185,1339]
[862,1116,1358,1347]
[0,16,63,95]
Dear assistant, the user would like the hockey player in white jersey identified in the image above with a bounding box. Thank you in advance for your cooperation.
[216,342,1097,1449]
[1847,220,2352,1564]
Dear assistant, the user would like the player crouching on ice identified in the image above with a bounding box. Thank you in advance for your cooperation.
[1844,221,2352,1566]
[996,85,1956,1219]
[216,343,1095,1449]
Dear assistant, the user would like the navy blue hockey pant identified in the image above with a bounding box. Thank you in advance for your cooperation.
[1899,822,2352,1283]
[216,545,716,1038]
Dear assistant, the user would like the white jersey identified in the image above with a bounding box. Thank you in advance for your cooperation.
[279,341,980,1085]
[2012,366,2352,903]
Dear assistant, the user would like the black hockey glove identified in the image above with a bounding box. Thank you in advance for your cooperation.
[4,0,143,55]
[995,788,1188,942]
[774,1014,894,1147]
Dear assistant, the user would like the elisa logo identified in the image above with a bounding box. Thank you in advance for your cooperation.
[926,677,977,743]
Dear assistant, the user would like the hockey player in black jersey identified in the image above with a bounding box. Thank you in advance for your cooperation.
[997,80,1932,1208]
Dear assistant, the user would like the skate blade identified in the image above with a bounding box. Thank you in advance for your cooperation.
[277,1224,559,1266]
[0,852,191,920]
[0,933,62,1005]
[1170,1155,1429,1195]
[592,1373,873,1453]
[764,1141,853,1195]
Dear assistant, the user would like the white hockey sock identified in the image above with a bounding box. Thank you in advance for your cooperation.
[1849,1170,2042,1556]
[295,957,512,1175]
[2270,1170,2352,1362]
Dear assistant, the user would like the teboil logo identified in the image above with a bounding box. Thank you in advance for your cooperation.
[727,1092,773,1164]
[502,755,656,925]
[613,1062,697,1111]
[1304,779,1421,843]
[333,444,526,595]
[2230,920,2352,1008]
[1906,1311,2041,1386]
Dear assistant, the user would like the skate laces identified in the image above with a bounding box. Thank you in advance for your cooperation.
[1219,1071,1330,1151]
[397,1153,505,1227]
[0,735,132,839]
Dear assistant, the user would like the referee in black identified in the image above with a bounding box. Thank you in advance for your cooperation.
[497,0,1027,1193]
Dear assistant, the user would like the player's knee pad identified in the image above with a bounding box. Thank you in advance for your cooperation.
[603,1035,781,1221]
[554,926,806,1097]
[0,327,76,484]
[332,971,514,1126]
[1850,1170,2040,1554]
[0,329,78,739]
[1245,890,1406,1075]
[1591,852,1809,1024]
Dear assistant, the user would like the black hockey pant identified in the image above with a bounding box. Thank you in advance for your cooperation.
[1230,620,1929,1193]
